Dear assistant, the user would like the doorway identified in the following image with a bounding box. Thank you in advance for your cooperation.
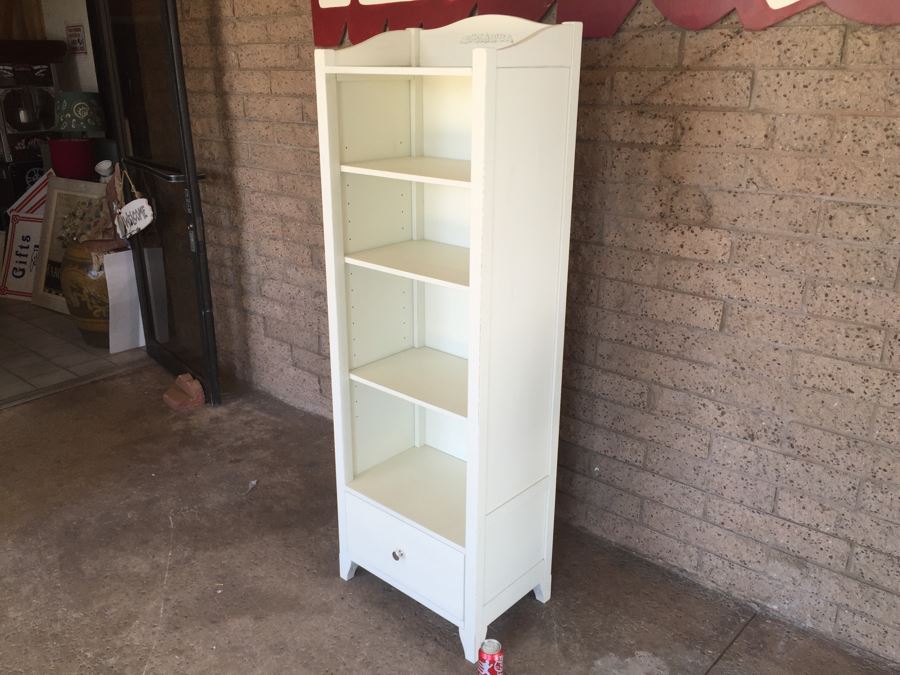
[91,0,221,402]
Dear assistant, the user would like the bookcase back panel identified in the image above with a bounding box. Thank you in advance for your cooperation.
[347,266,413,368]
[423,184,469,247]
[338,78,411,163]
[342,174,412,254]
[422,77,472,161]
[351,382,415,474]
[422,284,468,359]
[330,29,410,67]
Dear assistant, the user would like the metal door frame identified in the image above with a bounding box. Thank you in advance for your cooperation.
[89,0,221,403]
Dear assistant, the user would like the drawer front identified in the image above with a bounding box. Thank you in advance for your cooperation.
[345,494,464,621]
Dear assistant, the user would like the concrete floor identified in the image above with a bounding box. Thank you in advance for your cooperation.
[1,365,896,674]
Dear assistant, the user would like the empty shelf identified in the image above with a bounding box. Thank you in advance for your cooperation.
[325,66,472,77]
[350,347,467,418]
[348,445,466,548]
[345,240,469,288]
[341,156,471,187]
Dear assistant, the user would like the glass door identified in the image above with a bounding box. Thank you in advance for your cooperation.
[91,0,221,402]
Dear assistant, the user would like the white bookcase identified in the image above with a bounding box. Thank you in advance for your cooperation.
[314,15,582,662]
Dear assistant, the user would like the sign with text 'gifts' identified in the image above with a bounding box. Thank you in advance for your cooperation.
[0,214,42,300]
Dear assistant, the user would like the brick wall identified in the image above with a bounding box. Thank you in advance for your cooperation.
[178,0,900,663]
[559,2,900,663]
[178,0,331,416]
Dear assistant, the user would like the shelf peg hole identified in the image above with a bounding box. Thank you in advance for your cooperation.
[392,549,404,561]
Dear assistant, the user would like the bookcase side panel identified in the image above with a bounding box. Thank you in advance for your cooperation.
[422,76,472,161]
[423,184,470,247]
[342,174,413,255]
[424,408,468,461]
[346,266,414,368]
[482,66,574,513]
[483,478,550,614]
[351,382,416,474]
[423,283,468,358]
[316,51,356,579]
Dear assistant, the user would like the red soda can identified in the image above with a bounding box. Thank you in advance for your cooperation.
[477,639,504,674]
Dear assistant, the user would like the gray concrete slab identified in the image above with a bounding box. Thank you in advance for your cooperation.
[0,365,894,674]
[708,615,896,675]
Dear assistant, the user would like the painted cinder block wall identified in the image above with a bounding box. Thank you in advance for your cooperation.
[177,0,900,663]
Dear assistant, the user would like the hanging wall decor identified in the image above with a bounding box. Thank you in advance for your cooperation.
[311,0,900,46]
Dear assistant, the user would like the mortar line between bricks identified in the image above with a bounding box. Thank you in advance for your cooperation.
[703,610,758,675]
[588,100,900,122]
[598,64,899,74]
[586,338,888,434]
[595,175,900,210]
[565,397,876,506]
[583,488,899,601]
[590,274,897,338]
[575,299,891,352]
[573,356,886,447]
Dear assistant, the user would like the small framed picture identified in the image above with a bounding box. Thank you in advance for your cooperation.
[65,24,88,54]
[32,177,107,313]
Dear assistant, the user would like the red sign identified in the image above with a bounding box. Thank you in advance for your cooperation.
[312,0,900,47]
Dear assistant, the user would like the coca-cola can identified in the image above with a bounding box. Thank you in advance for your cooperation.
[477,639,504,674]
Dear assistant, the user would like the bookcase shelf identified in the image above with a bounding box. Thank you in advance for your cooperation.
[316,14,581,662]
[341,156,471,187]
[349,346,467,418]
[325,66,473,77]
[348,444,466,548]
[345,240,469,288]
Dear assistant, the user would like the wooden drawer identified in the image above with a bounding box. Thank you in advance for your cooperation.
[345,493,464,621]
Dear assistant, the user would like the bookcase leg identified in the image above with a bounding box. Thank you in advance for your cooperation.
[459,623,487,663]
[339,555,358,581]
[533,574,551,603]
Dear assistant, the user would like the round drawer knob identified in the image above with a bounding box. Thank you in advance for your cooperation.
[392,549,404,561]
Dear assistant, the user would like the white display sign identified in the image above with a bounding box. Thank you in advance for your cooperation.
[105,250,146,353]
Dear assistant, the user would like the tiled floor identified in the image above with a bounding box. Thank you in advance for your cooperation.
[0,298,149,407]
